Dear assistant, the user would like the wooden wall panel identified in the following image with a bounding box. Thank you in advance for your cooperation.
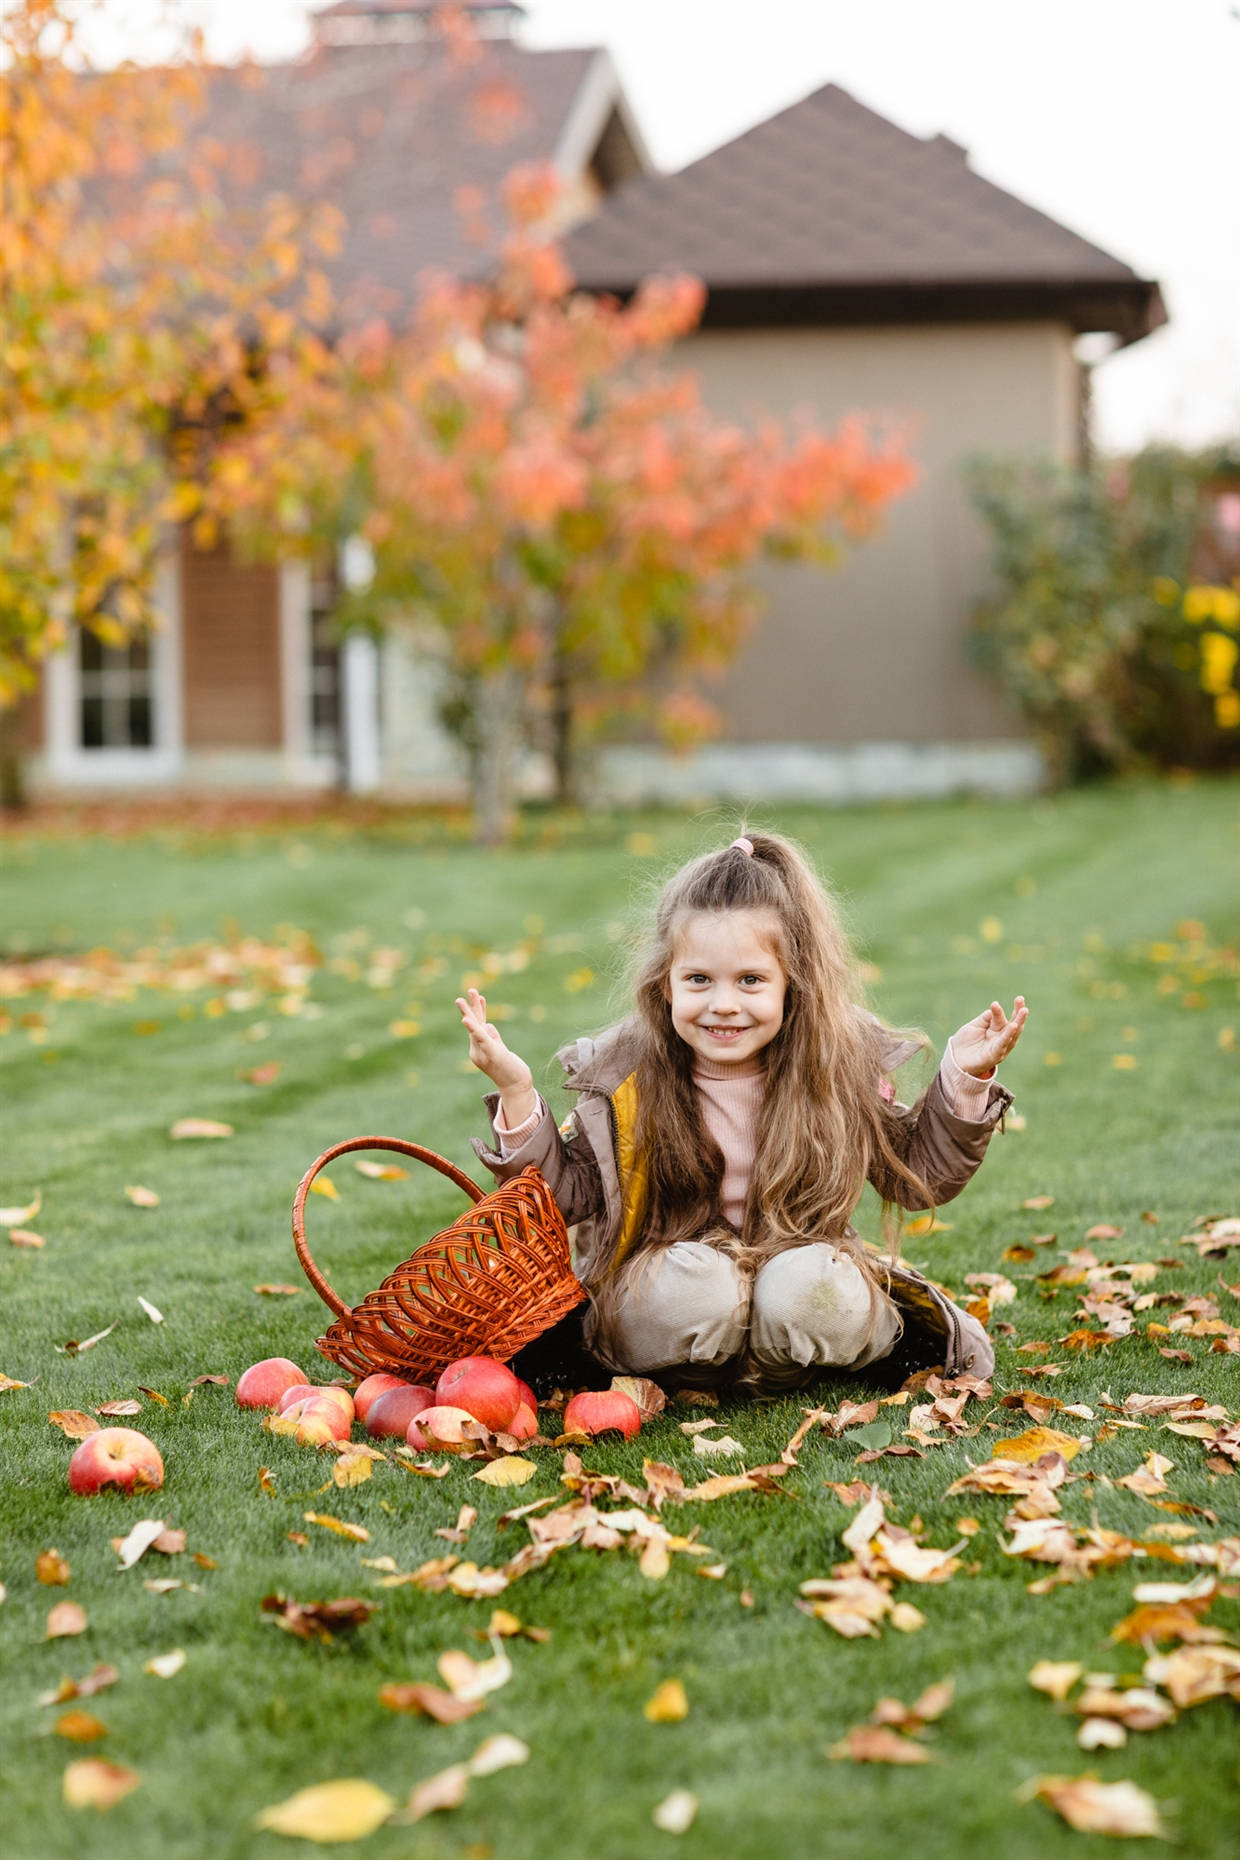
[181,542,282,747]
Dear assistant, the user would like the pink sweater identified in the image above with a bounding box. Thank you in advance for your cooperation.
[496,1041,991,1227]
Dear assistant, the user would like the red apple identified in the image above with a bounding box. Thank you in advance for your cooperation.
[562,1389,641,1440]
[68,1428,164,1495]
[236,1358,306,1409]
[366,1384,436,1440]
[435,1356,522,1432]
[505,1403,538,1441]
[353,1374,412,1422]
[279,1395,352,1444]
[514,1376,537,1415]
[409,1404,478,1453]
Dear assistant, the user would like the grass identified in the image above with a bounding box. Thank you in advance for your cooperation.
[1,780,1237,1860]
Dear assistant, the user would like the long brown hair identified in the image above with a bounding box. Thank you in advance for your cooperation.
[615,830,931,1273]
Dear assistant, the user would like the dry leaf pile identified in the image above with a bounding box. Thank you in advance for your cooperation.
[797,1490,972,1638]
[0,935,319,1008]
[1018,1773,1168,1838]
[260,1594,380,1641]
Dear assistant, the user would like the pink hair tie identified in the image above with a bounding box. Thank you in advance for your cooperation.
[731,837,754,856]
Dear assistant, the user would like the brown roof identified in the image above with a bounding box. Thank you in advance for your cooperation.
[565,84,1164,343]
[194,39,597,323]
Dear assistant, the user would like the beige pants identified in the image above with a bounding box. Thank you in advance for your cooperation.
[588,1240,900,1382]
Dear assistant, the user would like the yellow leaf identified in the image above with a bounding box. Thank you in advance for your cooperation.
[63,1758,141,1810]
[354,1159,410,1178]
[169,1119,233,1140]
[0,1191,41,1225]
[644,1679,688,1722]
[1028,1661,1082,1702]
[303,1512,369,1542]
[992,1427,1083,1463]
[36,1549,71,1585]
[1019,1774,1167,1839]
[310,1177,339,1201]
[639,1537,671,1580]
[56,1710,107,1742]
[332,1453,373,1489]
[468,1734,529,1776]
[437,1641,512,1700]
[472,1456,537,1488]
[255,1778,396,1842]
[905,1213,954,1236]
[145,1649,186,1678]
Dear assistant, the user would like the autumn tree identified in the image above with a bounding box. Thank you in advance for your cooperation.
[218,167,915,839]
[0,0,341,721]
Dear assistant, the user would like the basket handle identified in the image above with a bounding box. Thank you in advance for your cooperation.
[292,1136,485,1320]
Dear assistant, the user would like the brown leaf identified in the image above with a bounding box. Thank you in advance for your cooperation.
[56,1710,107,1742]
[244,1061,281,1085]
[258,1466,277,1495]
[94,1400,143,1417]
[49,1410,100,1439]
[125,1185,160,1208]
[47,1602,88,1639]
[403,1763,470,1821]
[189,1374,230,1387]
[153,1529,186,1554]
[1084,1224,1125,1240]
[1109,1601,1216,1645]
[379,1682,485,1723]
[253,1283,301,1296]
[1020,1775,1167,1838]
[10,1228,45,1247]
[829,1726,932,1763]
[1057,1329,1116,1351]
[1159,1346,1194,1363]
[610,1376,666,1419]
[62,1758,141,1811]
[36,1549,71,1585]
[260,1593,379,1640]
[38,1664,119,1706]
[136,1386,169,1405]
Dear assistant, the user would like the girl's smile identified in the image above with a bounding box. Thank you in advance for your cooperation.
[665,910,787,1066]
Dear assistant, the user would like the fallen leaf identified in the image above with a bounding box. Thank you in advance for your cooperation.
[468,1733,529,1777]
[244,1061,281,1085]
[38,1664,119,1706]
[135,1385,169,1405]
[53,1323,117,1358]
[260,1594,380,1640]
[258,1467,277,1495]
[145,1649,186,1678]
[10,1228,45,1247]
[1085,1224,1125,1241]
[447,1563,512,1598]
[303,1512,369,1542]
[0,1373,34,1392]
[677,1474,761,1502]
[332,1452,374,1489]
[254,1283,301,1296]
[1028,1660,1082,1701]
[994,1428,1084,1464]
[1004,1246,1037,1263]
[645,1679,689,1722]
[829,1726,932,1764]
[652,1790,698,1833]
[95,1400,143,1417]
[472,1456,537,1488]
[190,1374,230,1387]
[1019,1774,1167,1838]
[310,1176,339,1201]
[63,1758,140,1810]
[1074,1685,1175,1731]
[115,1518,169,1570]
[1023,1196,1055,1210]
[890,1602,927,1631]
[0,1191,41,1224]
[379,1682,485,1723]
[692,1432,746,1458]
[255,1778,396,1842]
[142,1579,201,1594]
[438,1639,512,1701]
[47,1602,88,1639]
[905,1213,953,1236]
[124,1185,160,1207]
[611,1376,666,1418]
[1144,1643,1240,1707]
[1117,1452,1174,1498]
[354,1159,408,1180]
[56,1710,107,1742]
[1078,1717,1127,1749]
[170,1119,233,1140]
[403,1764,469,1821]
[640,1537,671,1579]
[36,1549,71,1585]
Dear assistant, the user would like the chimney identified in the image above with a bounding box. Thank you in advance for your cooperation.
[313,1,524,49]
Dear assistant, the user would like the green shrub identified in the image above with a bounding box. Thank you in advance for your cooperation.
[966,446,1240,782]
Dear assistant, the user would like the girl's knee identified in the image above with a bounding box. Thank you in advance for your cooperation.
[604,1242,747,1371]
[750,1244,897,1369]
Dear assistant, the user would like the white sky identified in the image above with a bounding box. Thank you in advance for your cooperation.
[81,0,1240,453]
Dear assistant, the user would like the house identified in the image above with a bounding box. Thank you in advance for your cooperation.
[27,1,1164,804]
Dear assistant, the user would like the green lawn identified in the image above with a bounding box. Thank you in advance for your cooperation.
[1,782,1237,1860]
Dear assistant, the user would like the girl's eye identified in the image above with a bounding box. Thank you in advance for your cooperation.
[740,975,763,986]
[687,973,710,985]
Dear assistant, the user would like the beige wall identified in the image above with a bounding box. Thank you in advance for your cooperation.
[678,320,1079,743]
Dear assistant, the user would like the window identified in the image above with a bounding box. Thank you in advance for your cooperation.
[79,631,153,749]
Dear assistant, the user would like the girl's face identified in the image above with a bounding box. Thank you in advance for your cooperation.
[665,910,787,1066]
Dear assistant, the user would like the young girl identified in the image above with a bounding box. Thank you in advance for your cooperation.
[457,832,1026,1392]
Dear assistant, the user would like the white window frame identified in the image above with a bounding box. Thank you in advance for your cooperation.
[42,554,184,786]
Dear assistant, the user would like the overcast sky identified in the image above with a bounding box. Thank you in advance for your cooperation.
[82,0,1240,454]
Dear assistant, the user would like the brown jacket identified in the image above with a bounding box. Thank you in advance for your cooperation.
[473,1020,1012,1377]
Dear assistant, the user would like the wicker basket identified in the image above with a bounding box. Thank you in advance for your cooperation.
[292,1135,586,1384]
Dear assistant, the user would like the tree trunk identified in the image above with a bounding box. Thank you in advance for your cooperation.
[473,665,522,844]
[550,635,575,809]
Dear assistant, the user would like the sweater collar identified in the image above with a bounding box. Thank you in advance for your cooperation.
[693,1056,766,1082]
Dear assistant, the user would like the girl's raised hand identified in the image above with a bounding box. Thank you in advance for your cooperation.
[951,996,1028,1077]
[455,988,538,1128]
